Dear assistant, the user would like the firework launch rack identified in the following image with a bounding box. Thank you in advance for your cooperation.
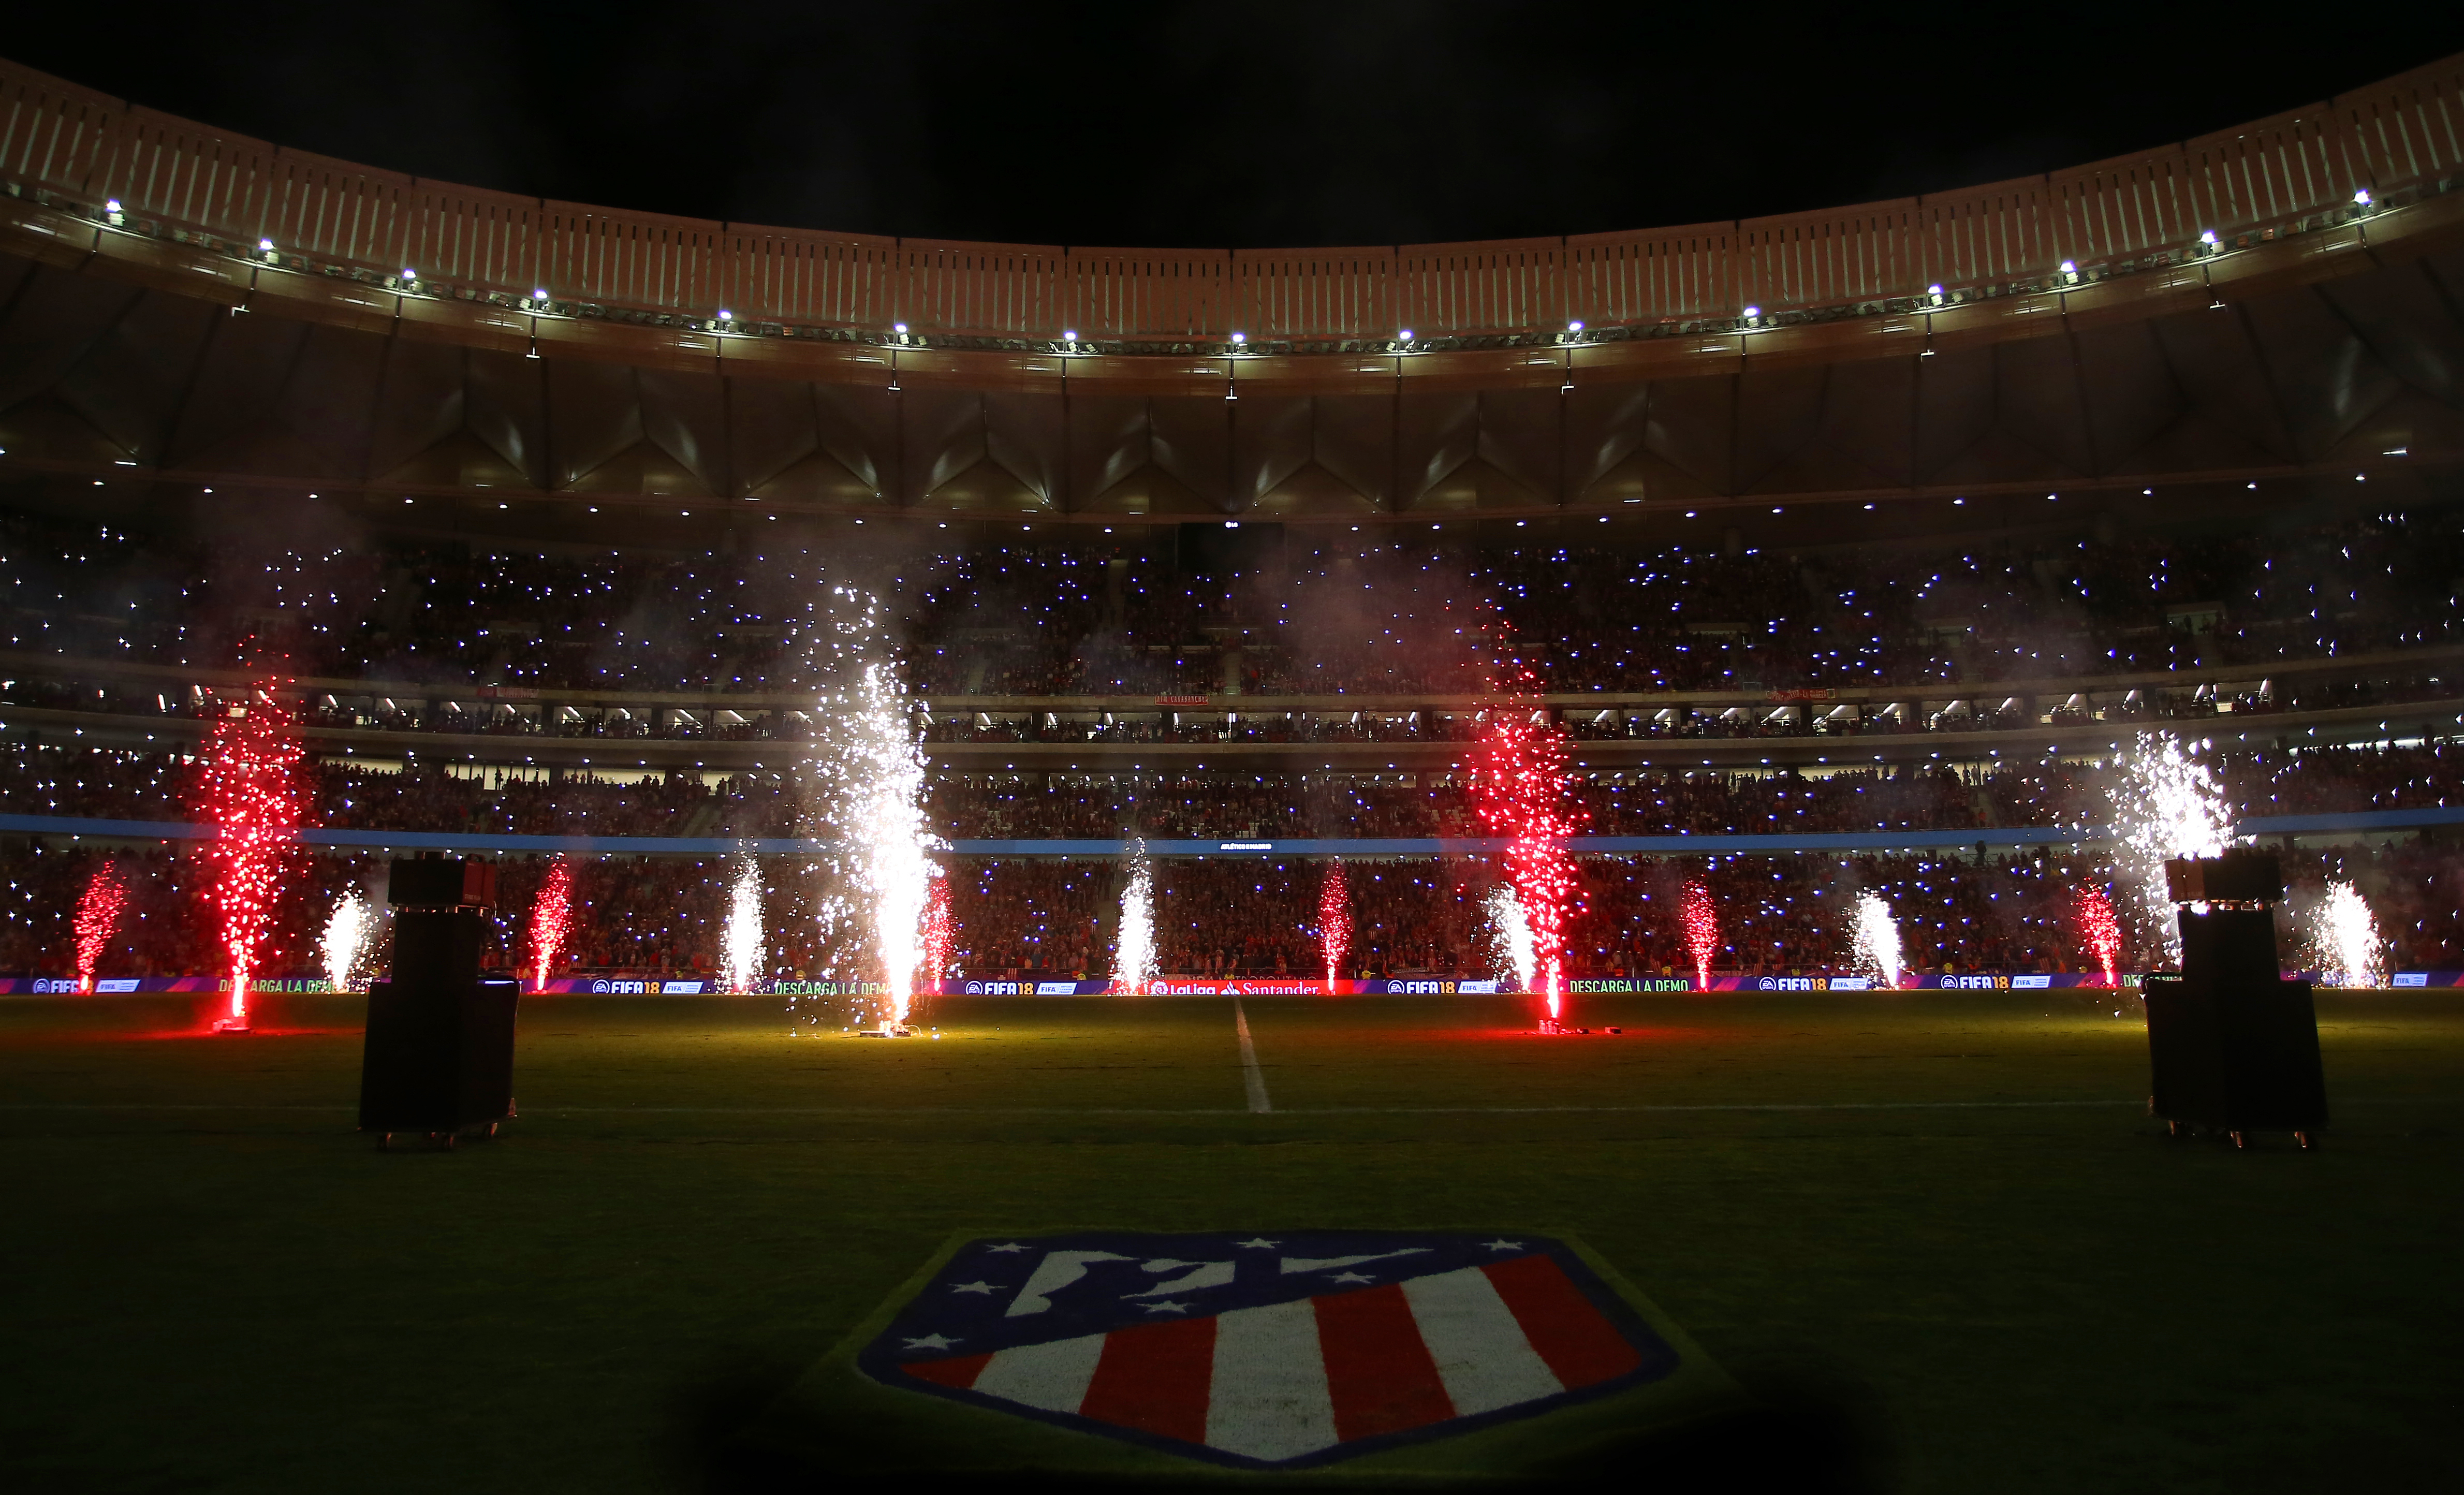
[2144,852,2328,1150]
[358,855,520,1151]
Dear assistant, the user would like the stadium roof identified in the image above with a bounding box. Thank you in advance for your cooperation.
[2,52,2461,534]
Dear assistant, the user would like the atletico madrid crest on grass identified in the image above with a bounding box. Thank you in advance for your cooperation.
[858,1230,1682,1469]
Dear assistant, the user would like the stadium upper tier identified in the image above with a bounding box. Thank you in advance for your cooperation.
[1,53,2462,533]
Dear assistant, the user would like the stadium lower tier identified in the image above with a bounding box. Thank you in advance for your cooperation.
[6,841,2456,986]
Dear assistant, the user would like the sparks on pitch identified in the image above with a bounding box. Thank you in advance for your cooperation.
[195,680,306,1029]
[1466,631,1584,1022]
[789,590,941,1033]
[2074,883,2122,988]
[1680,881,1719,990]
[1851,890,1904,989]
[529,857,574,992]
[321,888,375,992]
[1318,859,1351,991]
[2105,733,2231,967]
[722,857,765,994]
[2313,881,2385,988]
[921,869,954,987]
[73,862,129,993]
[1113,839,1158,995]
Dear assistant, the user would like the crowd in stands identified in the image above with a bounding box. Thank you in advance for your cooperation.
[12,741,2464,842]
[9,505,2463,701]
[6,838,2457,985]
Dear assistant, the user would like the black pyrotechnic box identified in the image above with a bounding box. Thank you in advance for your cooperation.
[2142,851,2326,1147]
[357,856,518,1144]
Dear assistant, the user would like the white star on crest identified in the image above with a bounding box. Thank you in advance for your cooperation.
[950,1281,1001,1295]
[1234,1237,1280,1249]
[1140,1300,1192,1314]
[1482,1239,1524,1252]
[984,1242,1029,1253]
[1327,1271,1374,1284]
[903,1334,960,1351]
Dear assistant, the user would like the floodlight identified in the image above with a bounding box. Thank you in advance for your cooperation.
[2353,188,2372,206]
[1398,329,1413,341]
[1231,331,1246,343]
[1567,319,1583,332]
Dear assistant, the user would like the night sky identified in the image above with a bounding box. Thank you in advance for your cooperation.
[11,3,2463,250]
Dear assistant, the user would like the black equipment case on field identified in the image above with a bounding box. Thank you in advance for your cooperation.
[2143,853,2327,1147]
[357,857,518,1146]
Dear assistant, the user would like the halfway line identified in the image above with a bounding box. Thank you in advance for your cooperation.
[2,1097,2444,1117]
[1233,997,1273,1113]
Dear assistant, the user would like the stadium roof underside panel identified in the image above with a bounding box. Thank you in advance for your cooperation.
[1,53,2462,530]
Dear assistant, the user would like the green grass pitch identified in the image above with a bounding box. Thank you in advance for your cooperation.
[1,990,2458,1492]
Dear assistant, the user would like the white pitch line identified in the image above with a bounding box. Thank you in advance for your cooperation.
[1233,998,1272,1113]
[1,1097,2440,1117]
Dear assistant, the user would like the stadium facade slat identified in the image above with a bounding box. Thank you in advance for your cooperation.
[7,53,2460,340]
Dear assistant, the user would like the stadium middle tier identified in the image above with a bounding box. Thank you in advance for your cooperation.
[7,737,2461,845]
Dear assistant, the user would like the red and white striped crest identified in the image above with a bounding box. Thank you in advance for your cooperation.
[861,1232,1677,1468]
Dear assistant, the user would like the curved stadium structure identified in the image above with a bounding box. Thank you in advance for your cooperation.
[7,50,2464,987]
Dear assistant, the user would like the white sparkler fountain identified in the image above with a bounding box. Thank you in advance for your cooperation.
[1851,890,1904,989]
[2106,733,2233,969]
[1112,842,1157,995]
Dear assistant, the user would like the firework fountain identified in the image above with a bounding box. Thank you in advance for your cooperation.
[195,680,306,1031]
[72,863,128,993]
[722,858,766,995]
[2313,881,2386,988]
[790,587,942,1035]
[1468,671,1585,1025]
[1484,885,1538,993]
[920,870,954,989]
[528,858,574,993]
[1319,859,1352,990]
[1851,891,1905,989]
[1113,841,1158,995]
[1681,880,1720,990]
[321,889,375,992]
[2105,733,2232,966]
[2074,884,2123,988]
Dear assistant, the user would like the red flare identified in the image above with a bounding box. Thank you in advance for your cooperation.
[1681,881,1719,991]
[529,858,574,992]
[1319,859,1352,990]
[1468,638,1585,1023]
[74,863,129,993]
[2075,884,2123,988]
[921,871,954,985]
[195,680,306,1028]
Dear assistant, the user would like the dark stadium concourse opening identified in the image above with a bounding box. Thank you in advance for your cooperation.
[1177,520,1285,577]
[6,19,2464,1495]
